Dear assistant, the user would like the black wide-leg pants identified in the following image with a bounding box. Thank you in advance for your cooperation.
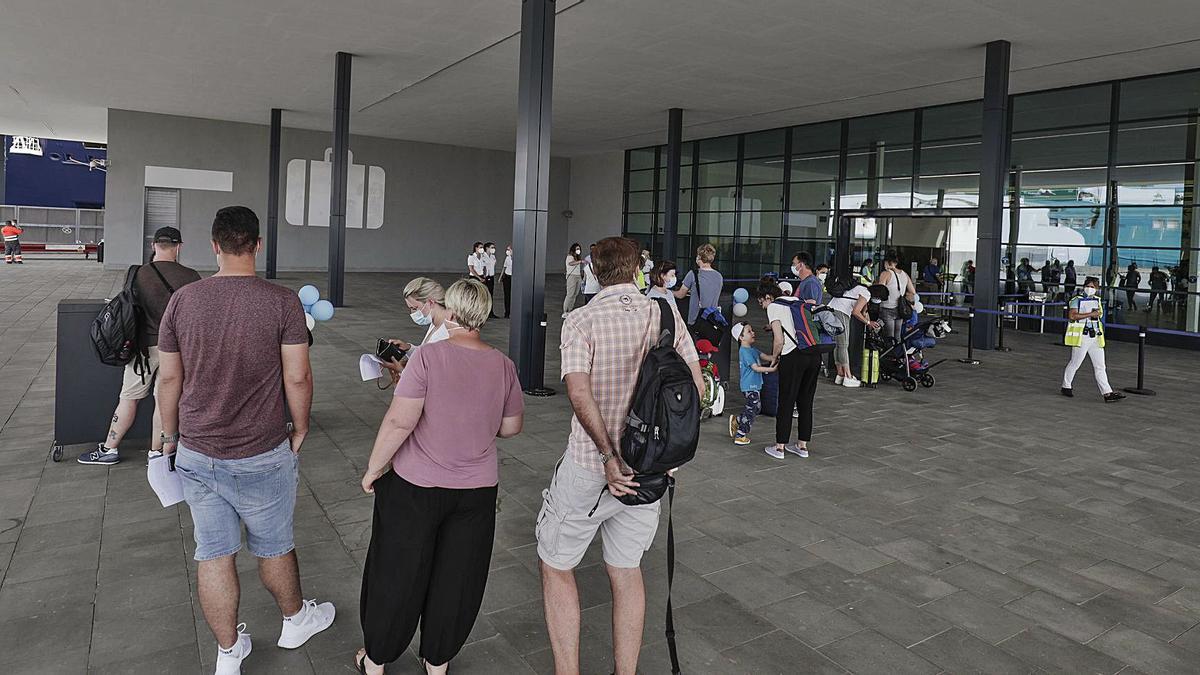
[360,471,497,667]
[775,348,821,445]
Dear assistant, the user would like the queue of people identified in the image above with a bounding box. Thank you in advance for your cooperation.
[83,209,1144,674]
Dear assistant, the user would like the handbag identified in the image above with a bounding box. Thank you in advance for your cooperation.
[893,271,914,320]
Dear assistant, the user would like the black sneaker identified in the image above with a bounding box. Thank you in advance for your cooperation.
[1061,387,1073,397]
[78,443,120,465]
[1104,392,1126,402]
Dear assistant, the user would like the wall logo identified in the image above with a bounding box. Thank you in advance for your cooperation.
[10,136,43,156]
[285,149,385,229]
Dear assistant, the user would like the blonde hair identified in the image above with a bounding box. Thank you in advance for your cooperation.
[403,277,445,305]
[444,278,492,331]
[696,243,717,264]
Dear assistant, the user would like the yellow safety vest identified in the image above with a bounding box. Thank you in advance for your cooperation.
[1064,295,1104,348]
[635,268,647,290]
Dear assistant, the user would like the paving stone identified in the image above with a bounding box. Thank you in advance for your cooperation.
[874,536,964,573]
[838,589,951,647]
[803,536,894,574]
[1077,560,1183,602]
[1009,559,1112,603]
[998,626,1126,675]
[818,629,940,675]
[721,630,846,674]
[935,562,1035,605]
[703,562,804,609]
[923,590,1032,644]
[1080,590,1198,642]
[756,592,863,648]
[1005,590,1117,643]
[859,561,958,604]
[1089,625,1197,675]
[673,593,774,652]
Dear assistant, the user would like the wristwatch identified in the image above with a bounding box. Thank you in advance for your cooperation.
[161,432,179,444]
[598,451,612,465]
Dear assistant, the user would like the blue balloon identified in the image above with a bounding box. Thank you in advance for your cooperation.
[311,299,335,322]
[302,303,314,313]
[298,285,320,306]
[732,287,749,304]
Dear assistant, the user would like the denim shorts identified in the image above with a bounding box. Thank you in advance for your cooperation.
[175,439,299,561]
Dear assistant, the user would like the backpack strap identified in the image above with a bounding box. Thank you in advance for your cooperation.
[653,297,675,347]
[665,476,681,674]
[146,261,177,294]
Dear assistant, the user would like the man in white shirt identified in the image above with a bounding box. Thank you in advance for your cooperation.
[501,245,513,318]
[467,242,486,281]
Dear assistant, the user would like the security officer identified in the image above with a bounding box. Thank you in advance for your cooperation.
[1062,276,1125,402]
[2,220,23,264]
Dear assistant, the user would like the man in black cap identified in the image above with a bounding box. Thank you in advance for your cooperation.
[80,226,202,465]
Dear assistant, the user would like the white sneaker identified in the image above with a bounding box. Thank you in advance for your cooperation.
[792,407,799,418]
[834,375,844,385]
[277,599,336,649]
[784,444,809,458]
[842,376,861,388]
[764,446,785,460]
[214,624,252,675]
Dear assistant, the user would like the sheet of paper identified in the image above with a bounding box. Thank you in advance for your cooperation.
[360,353,385,381]
[147,454,184,507]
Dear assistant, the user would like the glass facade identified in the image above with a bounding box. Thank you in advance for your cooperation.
[623,68,1200,333]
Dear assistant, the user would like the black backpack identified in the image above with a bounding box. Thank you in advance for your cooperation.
[620,297,700,479]
[91,264,175,379]
[826,272,859,298]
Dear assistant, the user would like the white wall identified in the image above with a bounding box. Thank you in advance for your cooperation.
[105,109,571,272]
[566,151,624,251]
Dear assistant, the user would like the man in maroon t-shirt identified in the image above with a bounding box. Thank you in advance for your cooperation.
[157,206,334,672]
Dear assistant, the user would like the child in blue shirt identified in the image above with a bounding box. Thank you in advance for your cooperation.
[729,322,776,445]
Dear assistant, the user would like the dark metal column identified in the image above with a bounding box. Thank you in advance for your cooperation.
[972,40,1011,348]
[509,0,556,394]
[662,107,683,263]
[328,52,352,306]
[266,108,282,279]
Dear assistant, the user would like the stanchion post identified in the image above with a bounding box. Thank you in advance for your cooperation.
[995,302,1011,352]
[959,309,980,365]
[1123,325,1157,396]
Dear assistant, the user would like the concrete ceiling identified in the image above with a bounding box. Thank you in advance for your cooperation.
[2,0,1199,156]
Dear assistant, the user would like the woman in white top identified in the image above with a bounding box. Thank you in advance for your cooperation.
[645,260,679,311]
[581,243,601,304]
[876,253,916,340]
[562,242,584,317]
[757,278,819,461]
[382,277,458,385]
[827,282,877,387]
[641,250,654,274]
[482,242,500,319]
[501,244,513,318]
[466,242,487,281]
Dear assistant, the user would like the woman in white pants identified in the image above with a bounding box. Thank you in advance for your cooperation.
[1062,277,1125,402]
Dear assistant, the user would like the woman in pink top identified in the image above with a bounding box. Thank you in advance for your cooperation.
[354,279,524,675]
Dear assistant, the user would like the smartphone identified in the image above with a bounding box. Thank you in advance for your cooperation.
[377,339,406,363]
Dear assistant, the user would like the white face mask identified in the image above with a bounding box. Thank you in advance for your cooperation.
[426,321,452,344]
[791,265,800,276]
[1083,286,1097,296]
[475,248,483,255]
[488,247,496,254]
[817,272,828,282]
[410,307,432,326]
[664,275,677,289]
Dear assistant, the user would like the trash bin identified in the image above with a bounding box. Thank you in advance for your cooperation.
[52,299,153,461]
[96,240,105,263]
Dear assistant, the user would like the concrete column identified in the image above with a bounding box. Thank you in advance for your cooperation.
[509,0,556,394]
[329,52,352,306]
[972,40,1011,348]
[266,108,281,279]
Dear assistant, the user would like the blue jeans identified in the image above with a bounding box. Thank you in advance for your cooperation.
[175,439,298,561]
[736,390,761,438]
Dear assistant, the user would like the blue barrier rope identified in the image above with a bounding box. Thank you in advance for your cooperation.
[925,304,1199,337]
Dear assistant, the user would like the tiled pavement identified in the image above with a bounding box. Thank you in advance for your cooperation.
[3,260,1200,674]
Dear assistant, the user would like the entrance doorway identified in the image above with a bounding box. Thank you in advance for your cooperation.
[841,212,978,298]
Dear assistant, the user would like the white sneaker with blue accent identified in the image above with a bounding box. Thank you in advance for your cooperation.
[784,444,809,458]
[214,624,252,675]
[277,599,336,649]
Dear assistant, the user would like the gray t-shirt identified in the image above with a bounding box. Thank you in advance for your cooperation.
[680,268,724,324]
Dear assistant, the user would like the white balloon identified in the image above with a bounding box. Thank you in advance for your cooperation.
[305,313,315,331]
[732,303,748,317]
[777,281,793,295]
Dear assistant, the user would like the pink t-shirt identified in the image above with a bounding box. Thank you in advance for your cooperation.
[391,340,524,489]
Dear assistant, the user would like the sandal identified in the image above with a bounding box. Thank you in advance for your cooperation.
[355,649,386,674]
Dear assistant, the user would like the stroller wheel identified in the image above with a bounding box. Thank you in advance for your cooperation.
[920,373,936,388]
[902,378,917,392]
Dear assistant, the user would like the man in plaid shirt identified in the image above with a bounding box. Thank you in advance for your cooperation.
[537,236,702,675]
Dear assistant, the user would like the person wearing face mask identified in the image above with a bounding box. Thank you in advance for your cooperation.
[812,263,830,302]
[501,244,513,318]
[787,252,822,304]
[645,260,679,311]
[467,242,486,282]
[1062,277,1125,402]
[482,242,501,318]
[382,278,456,385]
[563,243,584,317]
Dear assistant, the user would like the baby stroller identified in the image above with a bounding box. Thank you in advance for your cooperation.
[695,338,725,419]
[877,317,951,391]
